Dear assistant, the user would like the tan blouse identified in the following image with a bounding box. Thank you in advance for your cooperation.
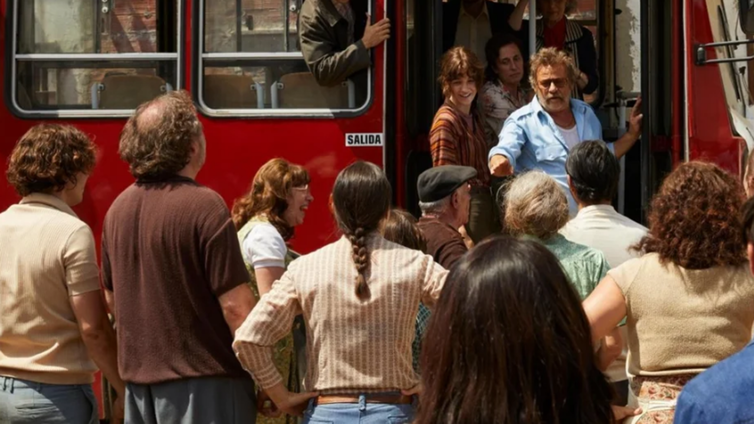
[609,253,754,378]
[233,235,448,394]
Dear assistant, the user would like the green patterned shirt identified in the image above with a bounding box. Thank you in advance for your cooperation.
[536,233,610,300]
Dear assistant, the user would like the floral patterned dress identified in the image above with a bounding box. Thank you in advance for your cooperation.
[238,216,303,424]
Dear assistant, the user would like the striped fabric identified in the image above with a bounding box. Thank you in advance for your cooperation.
[233,234,448,394]
[429,103,491,187]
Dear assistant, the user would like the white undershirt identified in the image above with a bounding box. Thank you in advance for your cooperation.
[556,123,581,150]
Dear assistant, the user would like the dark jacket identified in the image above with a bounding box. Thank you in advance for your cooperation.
[521,18,599,98]
[442,0,516,54]
[298,0,370,90]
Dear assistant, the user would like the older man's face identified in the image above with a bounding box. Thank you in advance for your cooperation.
[534,64,572,114]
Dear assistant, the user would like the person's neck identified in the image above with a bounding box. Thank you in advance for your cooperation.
[49,190,77,207]
[501,80,519,95]
[462,1,485,18]
[577,200,612,211]
[423,210,463,231]
[177,165,199,180]
[449,98,472,116]
[549,108,575,128]
[546,16,564,29]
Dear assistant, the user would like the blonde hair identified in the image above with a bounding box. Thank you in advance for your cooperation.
[503,171,569,240]
[529,47,580,89]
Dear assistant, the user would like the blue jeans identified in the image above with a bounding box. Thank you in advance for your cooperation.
[302,394,415,424]
[0,376,98,424]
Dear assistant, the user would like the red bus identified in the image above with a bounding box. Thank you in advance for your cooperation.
[2,0,753,419]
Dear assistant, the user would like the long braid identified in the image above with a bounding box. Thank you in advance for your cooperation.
[347,227,371,300]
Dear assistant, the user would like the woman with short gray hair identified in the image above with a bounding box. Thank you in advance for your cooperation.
[503,171,608,300]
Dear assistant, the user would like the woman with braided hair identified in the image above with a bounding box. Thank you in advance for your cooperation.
[233,161,448,423]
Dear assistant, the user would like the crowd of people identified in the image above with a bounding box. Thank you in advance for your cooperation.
[4,0,754,424]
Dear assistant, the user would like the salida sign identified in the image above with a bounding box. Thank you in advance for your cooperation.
[345,133,384,147]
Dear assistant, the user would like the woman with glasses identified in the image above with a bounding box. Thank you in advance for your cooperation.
[231,158,314,423]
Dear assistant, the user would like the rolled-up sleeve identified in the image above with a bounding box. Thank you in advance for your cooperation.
[233,267,302,389]
[488,119,527,170]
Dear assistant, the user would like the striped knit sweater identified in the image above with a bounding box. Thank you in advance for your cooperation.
[233,234,448,393]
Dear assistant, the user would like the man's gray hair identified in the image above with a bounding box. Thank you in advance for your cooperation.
[503,171,569,240]
[419,195,452,215]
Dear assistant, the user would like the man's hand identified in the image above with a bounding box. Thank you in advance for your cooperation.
[489,155,513,177]
[362,14,390,49]
[628,96,643,138]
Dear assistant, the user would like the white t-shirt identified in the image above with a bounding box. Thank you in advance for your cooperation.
[561,204,648,382]
[556,123,581,150]
[241,222,287,269]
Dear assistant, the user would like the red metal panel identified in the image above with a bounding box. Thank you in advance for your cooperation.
[685,0,744,174]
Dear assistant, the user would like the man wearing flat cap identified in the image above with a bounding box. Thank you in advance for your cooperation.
[416,165,476,269]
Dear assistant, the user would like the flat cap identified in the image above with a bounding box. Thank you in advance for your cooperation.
[417,165,477,203]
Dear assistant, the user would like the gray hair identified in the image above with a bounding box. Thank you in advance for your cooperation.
[503,171,569,240]
[419,196,452,215]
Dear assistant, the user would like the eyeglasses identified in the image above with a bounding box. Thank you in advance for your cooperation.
[538,78,568,89]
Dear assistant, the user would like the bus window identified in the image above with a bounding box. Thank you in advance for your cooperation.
[9,0,181,117]
[197,0,372,116]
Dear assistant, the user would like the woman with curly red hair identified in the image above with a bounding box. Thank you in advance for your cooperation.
[584,161,754,424]
[231,158,313,423]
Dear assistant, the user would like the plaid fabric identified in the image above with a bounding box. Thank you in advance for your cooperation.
[412,304,432,373]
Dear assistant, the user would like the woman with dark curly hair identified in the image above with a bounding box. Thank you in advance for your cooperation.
[231,158,312,423]
[584,161,754,424]
[0,124,125,423]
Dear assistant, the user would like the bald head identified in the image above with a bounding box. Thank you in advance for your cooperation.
[118,90,204,180]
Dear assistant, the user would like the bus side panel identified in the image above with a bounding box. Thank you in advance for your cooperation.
[686,0,743,174]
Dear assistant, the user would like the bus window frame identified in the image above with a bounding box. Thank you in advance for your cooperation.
[4,0,185,119]
[193,0,374,118]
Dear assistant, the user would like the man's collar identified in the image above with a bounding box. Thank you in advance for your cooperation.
[320,0,345,27]
[19,193,78,218]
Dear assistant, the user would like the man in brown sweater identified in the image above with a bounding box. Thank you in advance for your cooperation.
[101,91,257,423]
[416,165,476,269]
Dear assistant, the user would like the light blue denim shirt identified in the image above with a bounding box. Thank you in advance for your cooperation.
[489,97,611,215]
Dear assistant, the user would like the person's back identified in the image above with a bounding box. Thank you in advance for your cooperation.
[673,196,754,423]
[0,124,124,423]
[272,235,444,392]
[102,91,256,424]
[539,234,608,299]
[234,161,447,422]
[415,236,621,424]
[103,177,248,382]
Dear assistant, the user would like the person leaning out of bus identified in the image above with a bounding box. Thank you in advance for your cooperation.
[231,158,313,422]
[298,0,390,103]
[233,161,447,422]
[508,0,598,100]
[0,124,125,423]
[584,162,754,424]
[431,46,501,244]
[488,47,642,216]
[480,33,531,146]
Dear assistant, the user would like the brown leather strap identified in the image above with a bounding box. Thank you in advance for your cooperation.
[315,394,413,405]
